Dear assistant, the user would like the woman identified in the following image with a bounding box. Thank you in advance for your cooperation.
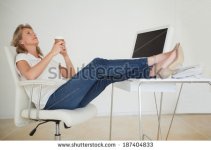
[11,24,184,110]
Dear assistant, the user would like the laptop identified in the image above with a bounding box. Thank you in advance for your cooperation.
[132,25,174,58]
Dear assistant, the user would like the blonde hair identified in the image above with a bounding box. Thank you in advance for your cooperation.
[11,24,43,56]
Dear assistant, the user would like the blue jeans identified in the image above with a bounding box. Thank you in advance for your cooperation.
[44,57,150,110]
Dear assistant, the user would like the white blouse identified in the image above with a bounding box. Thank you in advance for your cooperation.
[15,53,65,109]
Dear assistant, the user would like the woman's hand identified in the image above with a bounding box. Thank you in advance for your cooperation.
[59,41,68,57]
[50,41,64,56]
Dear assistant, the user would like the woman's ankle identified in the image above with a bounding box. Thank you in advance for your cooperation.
[160,50,176,69]
[147,57,155,66]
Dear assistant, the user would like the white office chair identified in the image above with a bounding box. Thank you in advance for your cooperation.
[4,46,97,140]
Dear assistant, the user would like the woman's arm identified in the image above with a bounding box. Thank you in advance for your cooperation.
[16,41,64,80]
[59,47,76,79]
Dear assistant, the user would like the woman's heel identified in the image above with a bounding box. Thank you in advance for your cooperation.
[156,68,172,79]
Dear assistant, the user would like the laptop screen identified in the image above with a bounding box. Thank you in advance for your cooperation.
[132,28,168,58]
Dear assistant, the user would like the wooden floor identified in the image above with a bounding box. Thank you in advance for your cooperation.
[0,114,211,140]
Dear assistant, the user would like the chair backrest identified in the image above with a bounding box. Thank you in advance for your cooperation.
[4,46,30,127]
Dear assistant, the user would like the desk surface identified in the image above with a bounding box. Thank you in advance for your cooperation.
[127,78,211,83]
[114,78,211,92]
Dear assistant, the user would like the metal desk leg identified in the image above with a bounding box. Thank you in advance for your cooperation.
[138,84,163,140]
[109,84,114,140]
[138,83,144,140]
[154,92,163,140]
[138,83,155,140]
[157,92,164,140]
[165,83,184,140]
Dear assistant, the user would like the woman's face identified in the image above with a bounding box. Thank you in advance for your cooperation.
[20,28,39,46]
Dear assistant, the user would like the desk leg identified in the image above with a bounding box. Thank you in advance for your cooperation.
[154,93,163,140]
[138,83,144,140]
[109,84,114,140]
[165,83,183,140]
[157,92,164,140]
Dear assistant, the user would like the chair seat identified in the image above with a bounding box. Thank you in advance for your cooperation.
[21,104,97,127]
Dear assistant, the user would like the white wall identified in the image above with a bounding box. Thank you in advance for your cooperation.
[173,0,211,113]
[0,0,211,118]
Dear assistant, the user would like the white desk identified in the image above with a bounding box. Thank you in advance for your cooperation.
[109,78,211,140]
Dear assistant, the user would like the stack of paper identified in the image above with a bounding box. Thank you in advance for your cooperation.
[172,65,203,79]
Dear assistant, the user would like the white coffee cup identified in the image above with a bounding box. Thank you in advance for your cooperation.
[55,36,64,43]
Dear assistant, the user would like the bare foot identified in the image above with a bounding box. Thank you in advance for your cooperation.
[149,43,180,77]
[159,43,180,69]
[149,50,176,77]
[160,50,176,68]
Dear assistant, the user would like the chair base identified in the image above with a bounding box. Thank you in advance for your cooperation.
[55,120,61,140]
[30,120,62,140]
